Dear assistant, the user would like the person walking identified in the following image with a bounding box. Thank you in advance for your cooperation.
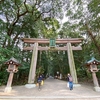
[37,75,43,90]
[67,73,73,90]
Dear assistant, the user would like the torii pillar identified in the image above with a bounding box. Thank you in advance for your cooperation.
[67,42,78,84]
[28,42,38,84]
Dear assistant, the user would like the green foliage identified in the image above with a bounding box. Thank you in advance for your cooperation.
[36,67,45,77]
[0,0,100,85]
[40,51,69,77]
[88,0,100,16]
[0,70,8,86]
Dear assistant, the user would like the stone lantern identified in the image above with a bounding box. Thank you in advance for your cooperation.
[85,57,100,92]
[4,57,20,93]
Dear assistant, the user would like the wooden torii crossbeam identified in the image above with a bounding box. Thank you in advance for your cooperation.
[23,46,82,51]
[22,38,83,44]
[22,38,83,84]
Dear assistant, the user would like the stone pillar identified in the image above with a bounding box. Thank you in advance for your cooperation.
[92,72,99,87]
[67,42,78,84]
[5,72,14,92]
[28,42,38,84]
[92,72,100,92]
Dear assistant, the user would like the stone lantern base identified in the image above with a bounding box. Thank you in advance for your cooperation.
[73,84,81,87]
[94,86,100,92]
[5,87,12,93]
[25,84,36,88]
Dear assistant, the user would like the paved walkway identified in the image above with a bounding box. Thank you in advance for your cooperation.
[0,78,100,99]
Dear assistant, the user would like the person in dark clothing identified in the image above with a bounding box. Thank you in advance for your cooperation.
[37,75,43,90]
[67,73,73,90]
[41,74,45,80]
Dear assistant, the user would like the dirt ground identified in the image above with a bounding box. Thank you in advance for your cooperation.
[0,78,100,99]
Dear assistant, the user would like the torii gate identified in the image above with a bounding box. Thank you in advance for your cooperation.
[22,38,83,84]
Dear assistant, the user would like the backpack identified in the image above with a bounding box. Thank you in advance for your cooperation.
[69,76,73,82]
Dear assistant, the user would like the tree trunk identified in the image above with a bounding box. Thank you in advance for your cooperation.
[85,22,100,55]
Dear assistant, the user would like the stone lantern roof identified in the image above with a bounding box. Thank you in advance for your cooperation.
[85,57,100,66]
[5,57,20,66]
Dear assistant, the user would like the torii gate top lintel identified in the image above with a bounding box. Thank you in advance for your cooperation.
[22,38,83,44]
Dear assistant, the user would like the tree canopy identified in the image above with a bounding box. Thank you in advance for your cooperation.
[0,0,100,85]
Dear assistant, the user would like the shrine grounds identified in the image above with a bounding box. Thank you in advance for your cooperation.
[0,78,100,100]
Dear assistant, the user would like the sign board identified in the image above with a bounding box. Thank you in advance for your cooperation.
[49,39,56,47]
